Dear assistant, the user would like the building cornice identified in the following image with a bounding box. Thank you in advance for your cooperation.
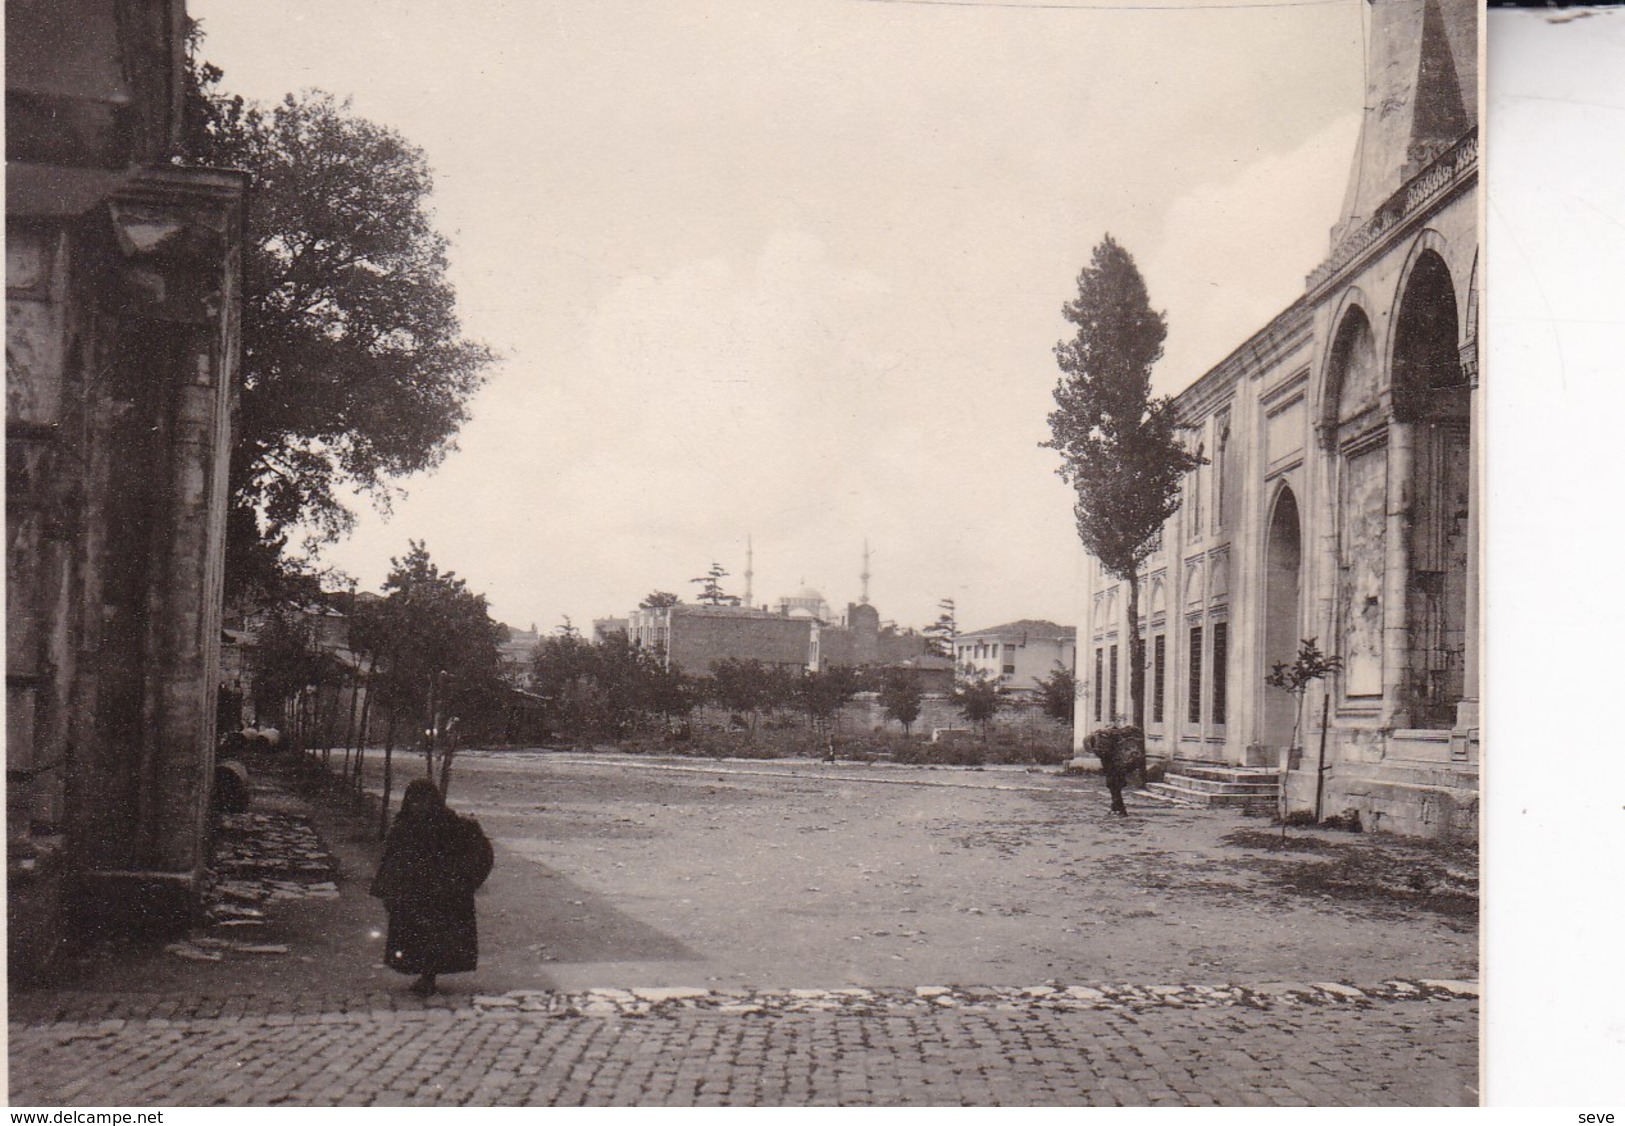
[1174,300,1312,423]
[1306,129,1478,299]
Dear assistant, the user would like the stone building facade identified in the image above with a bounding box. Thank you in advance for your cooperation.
[627,604,816,673]
[819,602,935,670]
[625,596,931,677]
[1077,0,1479,839]
[7,0,247,973]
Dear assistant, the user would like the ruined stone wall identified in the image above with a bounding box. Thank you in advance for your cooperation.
[7,169,246,949]
[7,1,247,969]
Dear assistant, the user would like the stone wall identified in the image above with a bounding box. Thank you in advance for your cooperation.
[7,0,246,977]
[666,608,812,674]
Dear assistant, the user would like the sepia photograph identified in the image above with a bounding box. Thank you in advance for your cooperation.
[12,0,1597,1109]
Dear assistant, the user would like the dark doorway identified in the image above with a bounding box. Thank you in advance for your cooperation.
[1262,485,1302,749]
[1393,252,1468,728]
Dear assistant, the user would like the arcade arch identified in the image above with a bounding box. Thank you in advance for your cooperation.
[1392,248,1469,728]
[1262,484,1301,750]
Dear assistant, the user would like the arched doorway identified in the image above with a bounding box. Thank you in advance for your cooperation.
[1262,485,1301,749]
[1393,250,1468,728]
[1328,306,1380,424]
[1328,306,1387,698]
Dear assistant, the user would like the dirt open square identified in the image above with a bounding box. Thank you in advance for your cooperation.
[9,749,1479,1107]
[451,750,1477,994]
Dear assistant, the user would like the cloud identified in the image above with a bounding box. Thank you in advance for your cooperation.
[522,231,914,607]
[1145,112,1363,393]
[567,230,892,515]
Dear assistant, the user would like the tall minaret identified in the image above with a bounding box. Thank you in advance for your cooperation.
[1331,0,1475,246]
[744,535,755,608]
[860,539,871,605]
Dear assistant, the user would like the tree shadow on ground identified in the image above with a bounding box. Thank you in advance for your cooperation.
[497,860,701,966]
[1220,827,1478,922]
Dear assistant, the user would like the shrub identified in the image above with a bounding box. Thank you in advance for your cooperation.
[1028,742,1070,767]
[1321,808,1364,833]
[892,737,984,767]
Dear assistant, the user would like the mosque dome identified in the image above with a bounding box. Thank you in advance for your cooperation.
[777,585,830,620]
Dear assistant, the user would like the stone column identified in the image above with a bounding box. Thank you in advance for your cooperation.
[1308,408,1342,782]
[1383,418,1415,732]
[74,167,245,932]
[1455,333,1481,745]
[1236,379,1265,762]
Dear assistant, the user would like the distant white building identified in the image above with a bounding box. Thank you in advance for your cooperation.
[955,620,1076,693]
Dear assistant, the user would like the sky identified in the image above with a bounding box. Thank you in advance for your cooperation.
[164,7,1625,1091]
[189,0,1368,636]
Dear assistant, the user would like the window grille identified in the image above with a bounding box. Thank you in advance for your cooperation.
[1188,625,1204,725]
[1152,633,1166,724]
[1108,644,1119,722]
[1094,648,1104,722]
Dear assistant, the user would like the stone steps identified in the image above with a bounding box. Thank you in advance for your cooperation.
[1136,785,1204,807]
[1140,761,1281,809]
[1179,764,1281,786]
[1142,782,1277,808]
[1168,773,1280,795]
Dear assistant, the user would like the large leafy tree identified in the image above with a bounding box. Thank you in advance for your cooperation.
[795,666,863,730]
[707,658,774,731]
[1044,235,1202,733]
[374,543,508,745]
[531,630,601,740]
[1036,664,1080,728]
[529,631,697,742]
[248,603,330,730]
[878,670,924,738]
[182,43,493,600]
[953,670,1005,743]
[642,661,699,729]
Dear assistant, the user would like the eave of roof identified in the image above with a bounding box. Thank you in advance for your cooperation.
[957,619,1074,641]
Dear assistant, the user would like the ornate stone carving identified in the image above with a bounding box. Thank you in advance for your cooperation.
[1308,132,1477,295]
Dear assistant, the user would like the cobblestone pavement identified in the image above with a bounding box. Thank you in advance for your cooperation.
[10,982,1477,1106]
[9,754,1478,1106]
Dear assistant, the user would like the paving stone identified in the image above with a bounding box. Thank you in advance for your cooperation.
[631,987,711,1003]
[1418,980,1479,997]
[9,993,1477,1107]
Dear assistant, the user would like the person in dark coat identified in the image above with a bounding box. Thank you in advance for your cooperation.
[369,778,494,995]
[1085,725,1146,816]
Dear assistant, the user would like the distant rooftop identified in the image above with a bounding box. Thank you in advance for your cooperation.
[673,603,805,621]
[891,653,957,671]
[958,619,1074,642]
